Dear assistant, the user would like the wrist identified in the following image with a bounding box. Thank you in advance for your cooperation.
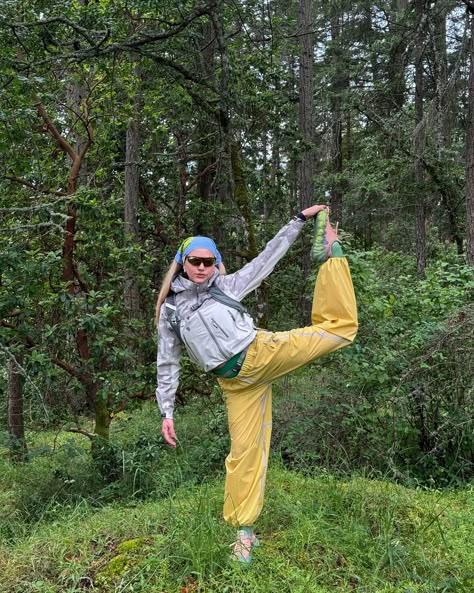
[293,212,307,222]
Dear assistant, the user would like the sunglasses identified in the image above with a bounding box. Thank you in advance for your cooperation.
[186,256,216,268]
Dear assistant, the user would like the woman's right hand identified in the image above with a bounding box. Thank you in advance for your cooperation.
[162,418,177,447]
[301,204,329,219]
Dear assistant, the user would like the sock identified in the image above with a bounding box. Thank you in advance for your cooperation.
[239,526,254,537]
[331,242,344,258]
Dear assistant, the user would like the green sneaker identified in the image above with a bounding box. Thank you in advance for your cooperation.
[311,209,341,262]
[231,527,260,564]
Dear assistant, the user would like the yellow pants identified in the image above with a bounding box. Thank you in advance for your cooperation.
[217,258,358,527]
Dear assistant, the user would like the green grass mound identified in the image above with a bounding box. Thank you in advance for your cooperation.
[0,466,472,593]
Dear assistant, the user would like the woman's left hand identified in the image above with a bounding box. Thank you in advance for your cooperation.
[301,204,329,219]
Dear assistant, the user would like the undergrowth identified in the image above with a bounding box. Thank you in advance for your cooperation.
[0,465,472,593]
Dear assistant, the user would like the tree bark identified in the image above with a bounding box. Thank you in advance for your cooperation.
[432,5,463,254]
[231,142,268,327]
[124,105,142,321]
[196,19,217,205]
[330,13,345,225]
[7,352,27,462]
[466,9,474,266]
[415,0,426,278]
[298,0,315,212]
[389,0,409,113]
[298,0,315,318]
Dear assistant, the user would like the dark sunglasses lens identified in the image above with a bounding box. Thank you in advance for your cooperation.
[187,257,216,267]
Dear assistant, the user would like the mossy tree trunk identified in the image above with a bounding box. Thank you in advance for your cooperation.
[7,351,27,463]
[231,142,269,327]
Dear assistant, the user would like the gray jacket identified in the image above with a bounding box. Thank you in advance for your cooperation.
[156,217,305,419]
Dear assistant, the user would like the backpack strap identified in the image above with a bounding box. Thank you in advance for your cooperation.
[208,285,248,315]
[164,293,183,342]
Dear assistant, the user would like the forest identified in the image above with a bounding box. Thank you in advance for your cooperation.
[0,1,473,592]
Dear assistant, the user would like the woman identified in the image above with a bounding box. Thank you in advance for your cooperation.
[155,205,358,563]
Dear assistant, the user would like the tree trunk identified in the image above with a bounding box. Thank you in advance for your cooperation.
[231,143,269,327]
[330,13,345,225]
[193,19,219,238]
[298,0,315,318]
[415,0,426,278]
[124,105,142,321]
[210,5,231,245]
[389,0,409,113]
[432,5,463,254]
[466,9,474,266]
[7,352,27,462]
[298,0,315,212]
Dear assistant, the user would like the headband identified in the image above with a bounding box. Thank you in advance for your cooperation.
[175,236,222,265]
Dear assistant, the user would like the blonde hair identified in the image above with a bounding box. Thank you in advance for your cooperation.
[155,259,227,325]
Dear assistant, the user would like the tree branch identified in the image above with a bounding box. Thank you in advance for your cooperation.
[461,1,474,15]
[9,17,99,45]
[114,391,155,414]
[2,175,68,196]
[1,319,85,381]
[34,95,78,164]
[66,426,96,440]
[10,1,216,66]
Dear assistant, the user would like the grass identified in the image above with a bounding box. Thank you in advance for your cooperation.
[0,463,472,593]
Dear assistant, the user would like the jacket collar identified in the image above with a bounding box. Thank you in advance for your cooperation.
[171,269,219,294]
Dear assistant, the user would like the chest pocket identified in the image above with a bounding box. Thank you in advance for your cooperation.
[181,299,246,361]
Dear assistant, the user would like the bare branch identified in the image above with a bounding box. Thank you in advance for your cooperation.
[0,221,68,233]
[2,175,69,196]
[66,427,96,440]
[185,161,217,193]
[3,310,21,318]
[114,391,155,414]
[35,95,78,164]
[9,17,99,45]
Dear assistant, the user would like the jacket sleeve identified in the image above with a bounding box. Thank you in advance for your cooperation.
[217,217,306,300]
[155,303,182,420]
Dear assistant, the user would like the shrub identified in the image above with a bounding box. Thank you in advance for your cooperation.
[272,248,474,484]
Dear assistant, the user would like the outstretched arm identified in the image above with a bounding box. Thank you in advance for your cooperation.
[156,305,182,447]
[218,205,327,300]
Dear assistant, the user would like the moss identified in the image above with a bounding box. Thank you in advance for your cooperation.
[116,537,148,554]
[97,553,129,580]
[95,537,151,587]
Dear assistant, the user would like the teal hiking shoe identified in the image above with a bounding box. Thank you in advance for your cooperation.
[231,527,260,564]
[311,208,340,262]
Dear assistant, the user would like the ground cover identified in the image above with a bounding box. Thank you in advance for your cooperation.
[0,464,472,593]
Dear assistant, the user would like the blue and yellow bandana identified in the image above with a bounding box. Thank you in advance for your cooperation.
[175,236,222,265]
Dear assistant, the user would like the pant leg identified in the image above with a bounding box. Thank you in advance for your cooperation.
[310,257,358,340]
[218,371,272,527]
[239,258,358,384]
[218,257,357,526]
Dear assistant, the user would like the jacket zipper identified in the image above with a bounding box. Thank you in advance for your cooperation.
[199,311,228,358]
[211,318,230,338]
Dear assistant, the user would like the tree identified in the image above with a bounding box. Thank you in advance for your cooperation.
[415,0,427,277]
[123,69,143,324]
[465,0,474,265]
[7,350,27,462]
